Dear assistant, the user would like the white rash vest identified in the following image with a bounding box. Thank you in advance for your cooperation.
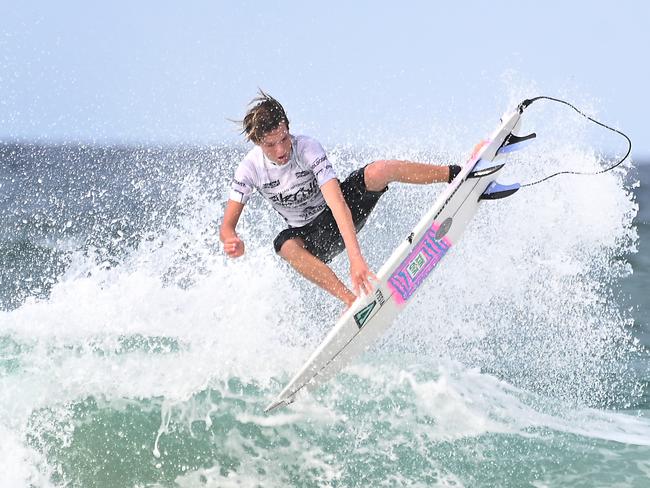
[229,135,337,227]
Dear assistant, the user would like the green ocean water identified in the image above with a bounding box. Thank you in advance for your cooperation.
[1,139,649,487]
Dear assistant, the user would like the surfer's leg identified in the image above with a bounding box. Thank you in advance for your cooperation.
[363,160,456,192]
[278,238,356,306]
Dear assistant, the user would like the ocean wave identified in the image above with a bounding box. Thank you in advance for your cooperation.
[1,114,649,485]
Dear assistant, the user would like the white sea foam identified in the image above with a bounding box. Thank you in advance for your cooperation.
[0,83,645,486]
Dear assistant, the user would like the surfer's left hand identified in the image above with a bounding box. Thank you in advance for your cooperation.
[350,257,377,297]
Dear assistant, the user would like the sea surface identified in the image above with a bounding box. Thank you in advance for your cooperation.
[1,112,649,487]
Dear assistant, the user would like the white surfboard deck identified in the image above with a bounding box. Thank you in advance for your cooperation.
[265,107,530,413]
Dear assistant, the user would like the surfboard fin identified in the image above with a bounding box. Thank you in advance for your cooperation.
[497,132,536,154]
[479,181,520,200]
[468,160,504,178]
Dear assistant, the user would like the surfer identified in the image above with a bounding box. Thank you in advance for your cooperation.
[220,91,461,308]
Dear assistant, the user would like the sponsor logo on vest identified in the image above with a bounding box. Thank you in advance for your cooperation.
[303,204,326,219]
[315,163,333,178]
[310,155,328,170]
[269,180,318,207]
[262,180,280,189]
[295,170,311,178]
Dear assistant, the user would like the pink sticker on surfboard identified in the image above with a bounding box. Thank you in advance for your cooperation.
[388,221,452,305]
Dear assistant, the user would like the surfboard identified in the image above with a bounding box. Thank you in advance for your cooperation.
[265,105,535,413]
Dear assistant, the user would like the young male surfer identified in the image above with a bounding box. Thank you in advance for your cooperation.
[220,91,460,308]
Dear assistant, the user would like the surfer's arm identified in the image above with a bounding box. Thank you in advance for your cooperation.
[220,200,246,258]
[320,179,375,296]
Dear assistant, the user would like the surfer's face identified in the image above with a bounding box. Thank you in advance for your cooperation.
[260,122,292,165]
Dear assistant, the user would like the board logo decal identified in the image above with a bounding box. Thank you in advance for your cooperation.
[388,222,452,304]
[435,217,453,240]
[354,301,377,329]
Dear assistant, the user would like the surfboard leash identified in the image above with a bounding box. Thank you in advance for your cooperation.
[515,96,632,188]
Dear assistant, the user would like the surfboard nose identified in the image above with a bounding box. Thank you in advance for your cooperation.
[264,395,294,413]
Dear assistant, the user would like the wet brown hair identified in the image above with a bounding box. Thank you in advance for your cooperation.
[241,90,290,144]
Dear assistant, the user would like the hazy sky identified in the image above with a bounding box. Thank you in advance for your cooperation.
[1,1,648,159]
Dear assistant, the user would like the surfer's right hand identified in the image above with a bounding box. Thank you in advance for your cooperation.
[350,256,376,297]
[223,236,245,258]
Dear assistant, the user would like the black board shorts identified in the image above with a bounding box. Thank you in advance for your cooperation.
[273,165,387,264]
